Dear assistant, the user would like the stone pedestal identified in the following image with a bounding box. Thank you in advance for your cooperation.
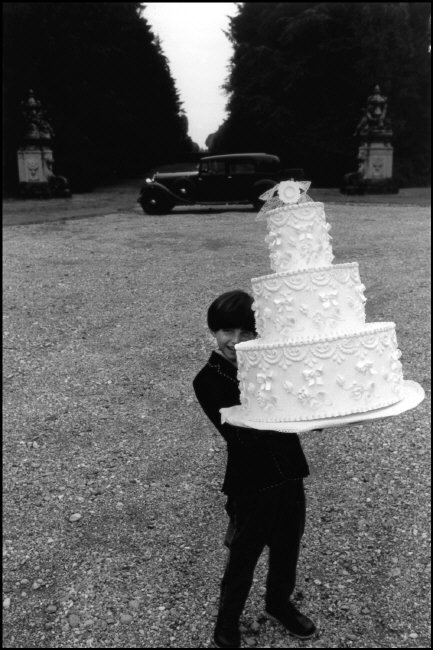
[17,146,55,197]
[349,141,398,194]
[363,142,393,180]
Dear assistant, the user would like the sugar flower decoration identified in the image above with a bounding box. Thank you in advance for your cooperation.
[257,372,273,392]
[303,363,324,386]
[355,360,377,375]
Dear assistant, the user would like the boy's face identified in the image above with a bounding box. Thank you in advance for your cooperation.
[212,328,256,365]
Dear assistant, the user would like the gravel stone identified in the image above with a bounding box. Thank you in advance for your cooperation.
[68,614,81,628]
[120,614,133,624]
[129,600,140,610]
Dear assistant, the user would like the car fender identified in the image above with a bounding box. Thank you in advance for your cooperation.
[172,177,196,201]
[138,181,192,205]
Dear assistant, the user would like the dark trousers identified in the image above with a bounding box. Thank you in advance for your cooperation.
[218,480,305,624]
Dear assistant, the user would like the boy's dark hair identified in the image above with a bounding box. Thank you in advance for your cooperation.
[207,290,256,333]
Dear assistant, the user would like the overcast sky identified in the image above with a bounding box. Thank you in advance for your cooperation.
[142,2,238,149]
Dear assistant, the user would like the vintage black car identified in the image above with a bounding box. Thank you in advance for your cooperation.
[137,153,304,214]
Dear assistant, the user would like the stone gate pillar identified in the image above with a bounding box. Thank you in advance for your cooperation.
[17,90,71,198]
[342,85,398,194]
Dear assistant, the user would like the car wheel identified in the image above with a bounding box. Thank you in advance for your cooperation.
[140,193,173,215]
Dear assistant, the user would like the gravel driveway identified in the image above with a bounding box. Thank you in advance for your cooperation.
[3,186,431,648]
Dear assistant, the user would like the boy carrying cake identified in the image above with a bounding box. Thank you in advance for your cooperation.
[193,289,317,649]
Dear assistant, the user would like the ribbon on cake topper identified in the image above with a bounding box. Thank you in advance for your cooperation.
[257,180,312,219]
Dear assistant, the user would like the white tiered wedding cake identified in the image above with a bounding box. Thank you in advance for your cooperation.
[232,180,407,424]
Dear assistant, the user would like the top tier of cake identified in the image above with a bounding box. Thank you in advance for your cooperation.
[263,201,334,273]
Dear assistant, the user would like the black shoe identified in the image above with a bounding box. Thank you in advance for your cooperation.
[213,621,241,648]
[265,601,316,640]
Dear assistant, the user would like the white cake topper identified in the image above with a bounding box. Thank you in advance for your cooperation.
[257,180,313,219]
[259,180,311,203]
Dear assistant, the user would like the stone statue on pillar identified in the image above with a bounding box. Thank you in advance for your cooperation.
[17,90,71,197]
[341,85,398,194]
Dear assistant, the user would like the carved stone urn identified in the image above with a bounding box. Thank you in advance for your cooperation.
[17,90,71,198]
[341,85,398,194]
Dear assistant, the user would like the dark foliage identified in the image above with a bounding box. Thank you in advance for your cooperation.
[3,2,195,193]
[212,3,431,187]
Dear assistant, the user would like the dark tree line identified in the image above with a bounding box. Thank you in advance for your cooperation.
[3,2,196,193]
[212,3,430,187]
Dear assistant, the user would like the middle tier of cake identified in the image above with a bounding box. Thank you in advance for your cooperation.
[251,262,367,340]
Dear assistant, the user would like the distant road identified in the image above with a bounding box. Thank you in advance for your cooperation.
[3,180,430,226]
[2,179,143,226]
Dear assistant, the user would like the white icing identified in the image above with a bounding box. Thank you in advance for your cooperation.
[235,184,405,423]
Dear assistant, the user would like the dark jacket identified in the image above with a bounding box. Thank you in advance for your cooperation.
[193,351,309,497]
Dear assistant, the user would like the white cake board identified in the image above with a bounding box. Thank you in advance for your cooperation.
[220,380,425,433]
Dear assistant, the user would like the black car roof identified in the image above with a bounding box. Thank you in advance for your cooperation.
[200,153,279,163]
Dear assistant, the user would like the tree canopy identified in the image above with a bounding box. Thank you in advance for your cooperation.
[3,2,195,193]
[212,2,430,186]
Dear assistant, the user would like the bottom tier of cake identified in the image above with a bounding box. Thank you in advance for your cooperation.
[235,322,404,422]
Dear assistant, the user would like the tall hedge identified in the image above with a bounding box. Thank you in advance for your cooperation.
[212,3,430,187]
[3,2,194,193]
